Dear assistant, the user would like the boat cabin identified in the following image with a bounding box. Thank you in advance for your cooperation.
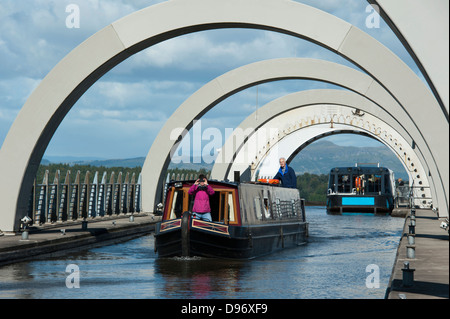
[327,166,395,196]
[155,180,308,259]
[162,180,306,225]
[326,165,395,213]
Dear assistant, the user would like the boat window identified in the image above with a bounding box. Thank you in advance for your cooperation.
[365,174,382,194]
[254,197,263,220]
[291,199,298,216]
[275,198,281,219]
[263,198,271,219]
[337,174,351,193]
[384,173,391,194]
[219,192,226,222]
[188,193,195,212]
[209,192,221,222]
[169,186,238,224]
[169,189,184,219]
[328,174,336,193]
[208,190,237,224]
[228,193,235,222]
[278,200,293,218]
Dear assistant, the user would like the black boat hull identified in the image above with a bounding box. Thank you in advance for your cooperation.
[326,194,393,214]
[155,214,308,259]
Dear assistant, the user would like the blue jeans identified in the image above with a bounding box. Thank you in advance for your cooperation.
[192,212,212,222]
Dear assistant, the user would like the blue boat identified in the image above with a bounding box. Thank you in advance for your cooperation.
[326,164,395,214]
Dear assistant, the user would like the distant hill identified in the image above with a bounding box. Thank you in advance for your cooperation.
[42,141,408,180]
[43,156,107,164]
[289,140,408,180]
[42,156,214,170]
[72,157,146,168]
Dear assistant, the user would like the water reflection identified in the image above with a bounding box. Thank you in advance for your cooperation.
[154,257,247,299]
[0,207,404,299]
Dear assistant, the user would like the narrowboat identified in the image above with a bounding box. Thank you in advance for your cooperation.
[326,164,395,214]
[154,180,308,259]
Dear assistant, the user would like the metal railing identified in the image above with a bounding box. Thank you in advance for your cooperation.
[28,170,142,226]
[394,184,432,209]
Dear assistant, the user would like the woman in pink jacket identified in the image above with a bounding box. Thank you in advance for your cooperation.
[188,174,215,222]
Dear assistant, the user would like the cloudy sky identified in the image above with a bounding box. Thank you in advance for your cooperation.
[0,0,425,162]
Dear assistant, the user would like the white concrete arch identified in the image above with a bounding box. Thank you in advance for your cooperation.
[370,0,449,115]
[144,58,444,217]
[252,124,432,208]
[211,89,417,179]
[0,0,447,232]
[212,91,433,207]
[251,125,432,209]
[237,104,428,187]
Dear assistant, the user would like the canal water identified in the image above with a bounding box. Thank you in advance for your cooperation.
[0,207,404,299]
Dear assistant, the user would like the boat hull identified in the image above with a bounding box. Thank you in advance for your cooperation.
[326,194,393,214]
[155,214,308,259]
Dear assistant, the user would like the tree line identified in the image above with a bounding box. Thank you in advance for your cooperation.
[296,173,328,204]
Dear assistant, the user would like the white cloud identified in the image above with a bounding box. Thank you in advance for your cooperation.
[75,79,198,119]
[0,76,41,108]
[0,0,427,158]
[0,0,164,80]
[120,28,343,76]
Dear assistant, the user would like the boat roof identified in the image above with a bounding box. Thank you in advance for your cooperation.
[329,166,392,173]
[166,179,282,188]
[166,179,238,187]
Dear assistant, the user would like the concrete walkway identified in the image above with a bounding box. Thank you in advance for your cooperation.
[386,209,449,299]
[0,214,161,266]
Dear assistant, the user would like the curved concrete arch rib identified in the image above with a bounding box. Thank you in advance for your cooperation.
[254,124,432,208]
[369,0,449,115]
[212,90,434,207]
[0,0,446,232]
[213,94,433,207]
[143,58,444,217]
[211,89,416,179]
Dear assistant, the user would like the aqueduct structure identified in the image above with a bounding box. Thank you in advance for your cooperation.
[0,0,447,233]
[210,89,433,208]
[144,58,440,212]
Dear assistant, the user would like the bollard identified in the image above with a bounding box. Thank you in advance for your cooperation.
[407,233,415,245]
[21,230,29,240]
[410,208,416,217]
[81,220,88,231]
[20,217,32,240]
[402,262,415,287]
[406,245,416,259]
[410,215,416,226]
[129,215,135,222]
[408,224,415,235]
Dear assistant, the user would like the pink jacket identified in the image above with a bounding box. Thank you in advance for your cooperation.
[188,184,215,213]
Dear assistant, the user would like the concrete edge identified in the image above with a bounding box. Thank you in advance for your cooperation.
[384,214,408,298]
[0,219,158,267]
